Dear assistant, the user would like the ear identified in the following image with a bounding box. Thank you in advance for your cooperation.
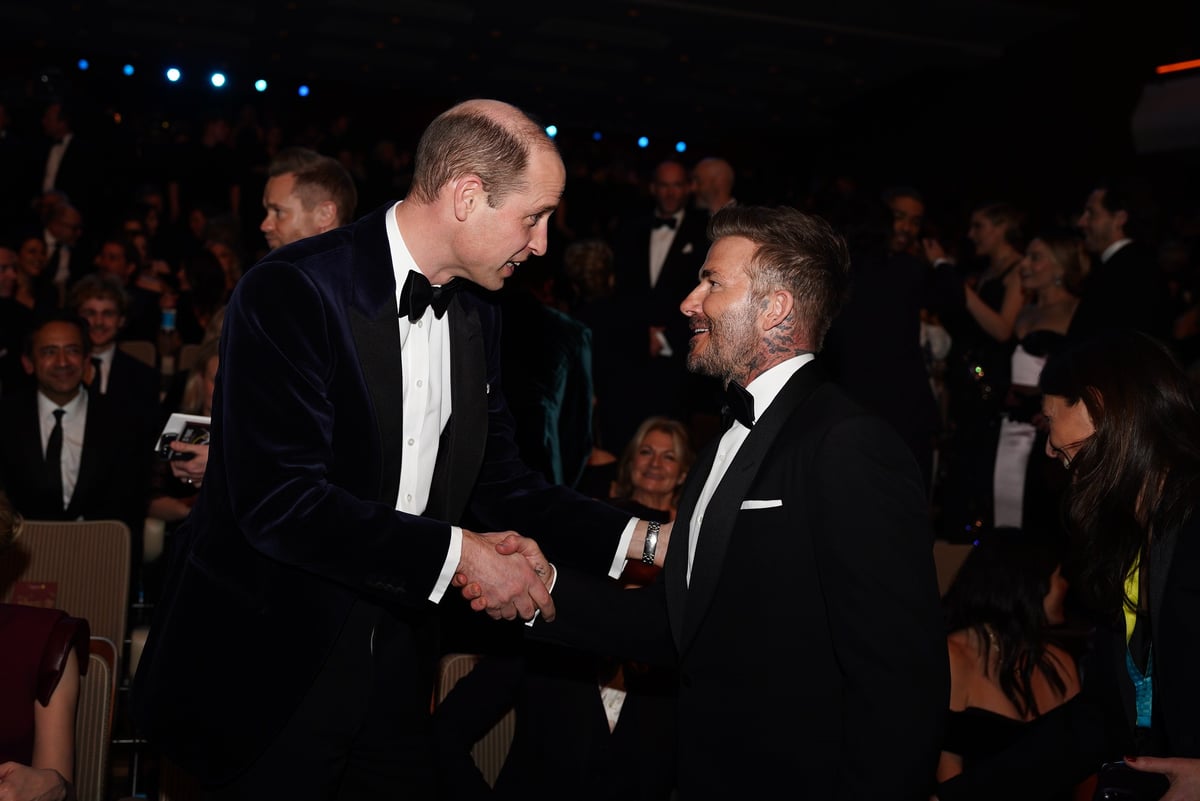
[21,354,32,375]
[452,175,485,222]
[314,201,336,230]
[1112,208,1129,236]
[761,289,794,330]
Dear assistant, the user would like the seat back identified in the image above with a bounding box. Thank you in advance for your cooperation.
[434,652,515,788]
[0,519,131,676]
[75,636,117,801]
[118,339,158,369]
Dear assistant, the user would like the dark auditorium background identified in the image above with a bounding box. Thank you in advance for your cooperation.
[1,0,1197,225]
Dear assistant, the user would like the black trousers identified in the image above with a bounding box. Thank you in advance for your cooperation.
[202,600,437,801]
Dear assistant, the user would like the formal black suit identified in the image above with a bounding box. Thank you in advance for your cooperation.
[937,511,1200,801]
[95,348,162,449]
[0,387,150,538]
[535,361,949,799]
[607,208,714,447]
[131,203,634,791]
[1068,240,1171,343]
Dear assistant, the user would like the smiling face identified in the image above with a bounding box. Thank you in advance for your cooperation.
[680,235,763,385]
[18,238,47,278]
[455,146,565,291]
[1042,393,1096,467]
[23,320,86,405]
[651,161,690,217]
[629,428,687,506]
[887,195,924,255]
[77,296,124,351]
[1018,238,1058,293]
[1077,189,1124,254]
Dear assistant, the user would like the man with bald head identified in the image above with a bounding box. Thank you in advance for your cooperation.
[132,99,667,799]
[691,156,736,215]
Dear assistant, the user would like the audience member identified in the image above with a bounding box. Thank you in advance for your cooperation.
[690,157,736,215]
[40,202,86,308]
[1070,175,1172,343]
[68,273,161,442]
[990,230,1084,535]
[91,234,160,342]
[515,205,948,798]
[0,490,89,801]
[610,160,714,450]
[607,415,693,523]
[0,312,151,542]
[260,146,358,252]
[0,246,33,396]
[938,532,1081,792]
[12,234,53,314]
[938,329,1200,800]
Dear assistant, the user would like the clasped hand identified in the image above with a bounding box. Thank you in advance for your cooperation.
[454,531,555,623]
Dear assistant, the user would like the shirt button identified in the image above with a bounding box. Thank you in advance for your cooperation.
[407,438,415,446]
[417,320,423,328]
[406,494,413,502]
[416,380,423,388]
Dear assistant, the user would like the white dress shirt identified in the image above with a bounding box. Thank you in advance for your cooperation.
[686,354,814,583]
[42,132,72,193]
[38,388,88,511]
[92,347,114,394]
[1101,238,1132,264]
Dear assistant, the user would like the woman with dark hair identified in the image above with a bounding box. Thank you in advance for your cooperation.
[937,329,1200,800]
[938,533,1080,786]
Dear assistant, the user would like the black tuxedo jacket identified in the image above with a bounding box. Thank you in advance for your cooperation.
[0,387,150,536]
[537,363,949,799]
[100,348,162,449]
[1068,241,1171,343]
[131,202,633,786]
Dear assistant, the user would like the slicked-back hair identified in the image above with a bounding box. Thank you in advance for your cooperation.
[1039,329,1200,612]
[267,147,358,226]
[707,206,851,351]
[407,104,554,208]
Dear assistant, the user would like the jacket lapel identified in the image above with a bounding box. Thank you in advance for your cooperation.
[671,363,825,651]
[347,205,405,506]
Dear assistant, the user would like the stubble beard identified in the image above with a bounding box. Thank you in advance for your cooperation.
[686,300,759,385]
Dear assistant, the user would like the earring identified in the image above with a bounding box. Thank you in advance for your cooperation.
[1053,273,1063,287]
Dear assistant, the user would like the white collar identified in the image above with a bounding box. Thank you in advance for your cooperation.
[743,354,816,422]
[1100,238,1132,263]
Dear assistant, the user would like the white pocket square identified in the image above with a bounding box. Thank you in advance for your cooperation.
[682,243,694,254]
[740,499,782,510]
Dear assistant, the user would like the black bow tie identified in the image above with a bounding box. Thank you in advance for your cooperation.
[721,382,755,429]
[652,216,677,230]
[399,270,461,322]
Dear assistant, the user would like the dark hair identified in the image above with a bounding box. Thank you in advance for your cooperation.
[707,205,851,350]
[267,147,358,226]
[942,532,1069,717]
[24,309,91,357]
[408,101,554,208]
[1093,174,1157,243]
[180,250,228,318]
[1039,329,1200,612]
[880,185,925,207]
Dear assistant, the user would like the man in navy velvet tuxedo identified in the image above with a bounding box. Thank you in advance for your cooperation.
[131,99,667,800]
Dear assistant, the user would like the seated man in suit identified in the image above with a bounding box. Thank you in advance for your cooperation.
[0,311,151,544]
[69,272,162,445]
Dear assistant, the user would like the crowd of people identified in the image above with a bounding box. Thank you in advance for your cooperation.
[0,85,1198,801]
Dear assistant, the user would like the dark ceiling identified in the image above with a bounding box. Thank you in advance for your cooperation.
[1,0,1136,138]
[2,0,1196,208]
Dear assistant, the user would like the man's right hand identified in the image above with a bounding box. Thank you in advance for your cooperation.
[455,530,555,623]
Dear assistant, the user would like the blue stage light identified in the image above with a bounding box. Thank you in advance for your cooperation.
[210,72,227,88]
[592,131,602,142]
[123,64,135,76]
[545,124,558,138]
[77,59,89,71]
[637,136,649,148]
[675,141,687,153]
[298,85,310,97]
[254,79,268,92]
[166,67,181,82]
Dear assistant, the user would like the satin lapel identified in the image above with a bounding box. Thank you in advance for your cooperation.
[665,439,718,651]
[678,363,825,651]
[425,295,486,521]
[347,207,404,506]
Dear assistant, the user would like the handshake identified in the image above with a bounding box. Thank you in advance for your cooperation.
[452,519,669,623]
